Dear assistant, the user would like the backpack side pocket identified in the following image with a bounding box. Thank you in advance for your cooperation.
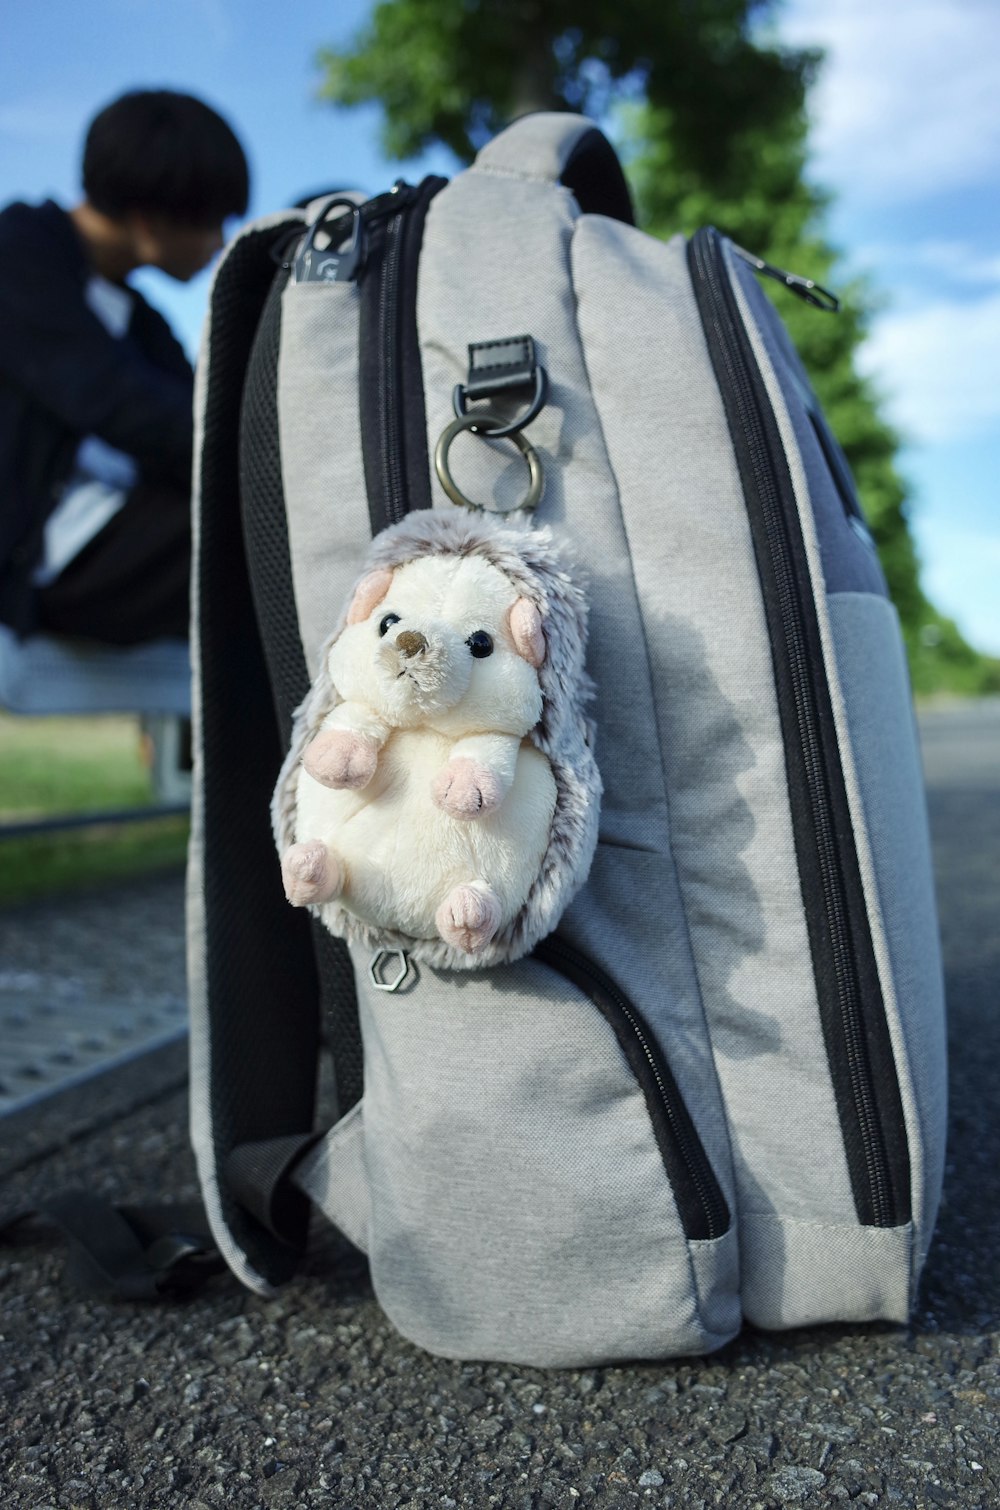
[306,937,740,1368]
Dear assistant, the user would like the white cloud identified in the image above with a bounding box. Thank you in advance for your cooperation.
[857,288,1000,443]
[780,0,1000,205]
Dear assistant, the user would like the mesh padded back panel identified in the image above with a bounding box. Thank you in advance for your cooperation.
[198,222,321,1285]
[240,269,363,1113]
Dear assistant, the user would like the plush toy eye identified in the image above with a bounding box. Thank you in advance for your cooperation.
[378,613,401,637]
[467,630,494,659]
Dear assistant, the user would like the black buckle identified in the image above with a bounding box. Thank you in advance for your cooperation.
[146,1232,227,1298]
[452,335,548,439]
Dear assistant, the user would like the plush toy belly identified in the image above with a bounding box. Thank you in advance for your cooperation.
[294,727,557,947]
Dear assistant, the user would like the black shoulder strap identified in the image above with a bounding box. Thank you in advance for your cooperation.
[560,126,635,225]
[196,220,326,1286]
[239,257,366,1120]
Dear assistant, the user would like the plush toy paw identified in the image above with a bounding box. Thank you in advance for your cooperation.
[303,728,378,790]
[282,841,343,906]
[435,881,503,956]
[432,757,505,820]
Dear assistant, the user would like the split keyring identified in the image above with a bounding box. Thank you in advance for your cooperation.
[433,409,545,515]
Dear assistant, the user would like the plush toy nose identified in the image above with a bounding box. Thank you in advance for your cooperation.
[395,629,428,658]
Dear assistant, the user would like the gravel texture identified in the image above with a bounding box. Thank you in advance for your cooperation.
[0,707,997,1510]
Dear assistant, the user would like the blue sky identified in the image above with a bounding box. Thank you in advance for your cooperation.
[2,0,997,653]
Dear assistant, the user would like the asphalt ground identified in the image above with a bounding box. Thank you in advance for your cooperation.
[0,703,997,1510]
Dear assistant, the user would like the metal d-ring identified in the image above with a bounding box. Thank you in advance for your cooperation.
[451,366,548,440]
[434,410,545,515]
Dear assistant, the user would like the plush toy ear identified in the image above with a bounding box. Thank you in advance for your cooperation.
[346,568,393,625]
[507,597,545,668]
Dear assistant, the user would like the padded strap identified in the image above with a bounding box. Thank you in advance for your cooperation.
[193,216,324,1292]
[474,112,634,224]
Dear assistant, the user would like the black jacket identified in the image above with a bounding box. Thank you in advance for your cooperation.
[0,199,194,631]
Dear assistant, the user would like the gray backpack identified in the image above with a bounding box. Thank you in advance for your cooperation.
[188,113,946,1366]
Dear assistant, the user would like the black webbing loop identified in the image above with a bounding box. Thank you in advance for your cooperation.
[3,1194,226,1301]
[225,1134,321,1248]
[452,334,549,440]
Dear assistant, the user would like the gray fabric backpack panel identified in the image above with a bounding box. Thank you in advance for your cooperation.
[295,1101,369,1254]
[557,842,736,1206]
[422,188,739,1106]
[418,172,679,853]
[394,159,741,1358]
[300,941,740,1367]
[277,281,371,679]
[728,258,944,1282]
[826,591,947,1272]
[740,1214,912,1329]
[189,112,946,1361]
[570,219,857,1215]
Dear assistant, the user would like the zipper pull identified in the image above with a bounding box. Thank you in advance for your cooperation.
[369,950,411,992]
[293,196,366,284]
[731,243,840,312]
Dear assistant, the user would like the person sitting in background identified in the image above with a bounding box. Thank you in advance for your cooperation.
[0,89,249,646]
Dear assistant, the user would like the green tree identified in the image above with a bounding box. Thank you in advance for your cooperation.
[318,0,999,695]
[318,0,815,164]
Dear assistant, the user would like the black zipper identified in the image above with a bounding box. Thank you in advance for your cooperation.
[533,935,730,1242]
[358,176,448,535]
[376,190,409,525]
[688,226,911,1229]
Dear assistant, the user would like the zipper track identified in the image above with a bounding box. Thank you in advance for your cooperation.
[534,936,730,1243]
[688,227,910,1229]
[359,176,447,537]
[379,206,408,525]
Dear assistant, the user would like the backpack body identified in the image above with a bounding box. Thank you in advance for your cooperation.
[188,116,946,1367]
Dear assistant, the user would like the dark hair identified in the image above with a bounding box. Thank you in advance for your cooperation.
[82,89,249,225]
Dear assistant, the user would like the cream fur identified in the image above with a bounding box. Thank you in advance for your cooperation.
[293,726,556,942]
[287,549,555,956]
[273,510,601,970]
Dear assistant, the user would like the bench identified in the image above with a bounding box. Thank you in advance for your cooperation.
[0,626,192,806]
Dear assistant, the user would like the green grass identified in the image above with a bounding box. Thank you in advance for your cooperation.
[0,712,189,903]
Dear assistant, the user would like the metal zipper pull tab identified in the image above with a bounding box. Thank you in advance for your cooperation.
[731,243,840,312]
[293,196,366,284]
[369,949,411,993]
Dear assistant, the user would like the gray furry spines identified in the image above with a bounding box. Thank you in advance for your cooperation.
[271,509,602,970]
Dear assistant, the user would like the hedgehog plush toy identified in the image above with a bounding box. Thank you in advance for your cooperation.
[272,509,601,969]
